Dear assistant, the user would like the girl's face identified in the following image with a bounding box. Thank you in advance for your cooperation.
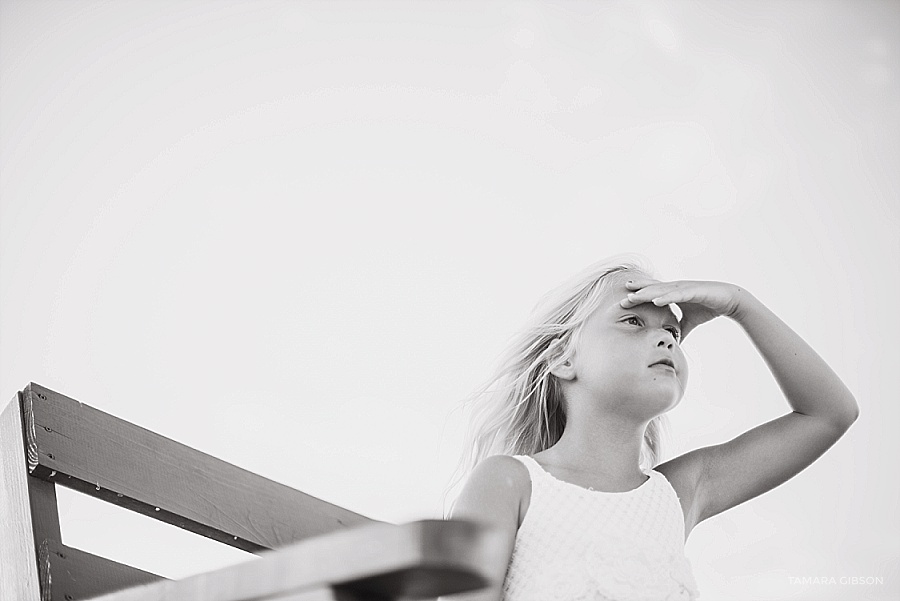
[566,272,688,420]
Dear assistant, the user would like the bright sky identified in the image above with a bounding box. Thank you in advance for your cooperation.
[2,1,898,599]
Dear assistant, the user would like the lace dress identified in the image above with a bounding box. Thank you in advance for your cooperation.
[502,455,700,601]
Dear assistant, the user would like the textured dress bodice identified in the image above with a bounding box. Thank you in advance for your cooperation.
[502,455,700,601]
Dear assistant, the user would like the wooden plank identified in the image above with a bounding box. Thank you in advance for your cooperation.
[0,393,41,601]
[27,475,62,550]
[22,383,373,552]
[28,477,61,601]
[21,397,161,601]
[268,587,371,601]
[85,520,500,601]
[43,540,163,601]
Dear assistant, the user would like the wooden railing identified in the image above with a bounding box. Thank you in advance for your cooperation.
[1,383,498,601]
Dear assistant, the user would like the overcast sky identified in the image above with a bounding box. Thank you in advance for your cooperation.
[2,1,898,599]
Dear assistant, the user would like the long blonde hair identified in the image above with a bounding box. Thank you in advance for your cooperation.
[446,256,670,512]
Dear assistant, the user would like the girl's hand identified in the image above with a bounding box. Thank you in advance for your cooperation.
[619,277,747,340]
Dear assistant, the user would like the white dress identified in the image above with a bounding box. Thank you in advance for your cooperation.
[502,455,700,601]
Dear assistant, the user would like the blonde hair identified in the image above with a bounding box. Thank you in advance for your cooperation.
[446,255,670,512]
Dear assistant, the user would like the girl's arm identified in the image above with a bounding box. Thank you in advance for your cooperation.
[623,280,859,525]
[442,455,526,601]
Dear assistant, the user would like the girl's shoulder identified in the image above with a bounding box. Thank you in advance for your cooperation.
[451,456,533,594]
[472,454,533,495]
[464,455,533,527]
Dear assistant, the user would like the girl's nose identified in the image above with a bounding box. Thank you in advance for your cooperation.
[657,337,674,349]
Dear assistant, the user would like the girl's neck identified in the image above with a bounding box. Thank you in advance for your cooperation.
[537,414,648,484]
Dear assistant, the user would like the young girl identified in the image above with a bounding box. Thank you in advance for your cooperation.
[448,257,858,601]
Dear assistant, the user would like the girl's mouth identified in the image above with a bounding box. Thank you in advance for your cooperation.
[650,359,676,372]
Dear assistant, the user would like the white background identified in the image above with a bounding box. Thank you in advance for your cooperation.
[2,1,897,599]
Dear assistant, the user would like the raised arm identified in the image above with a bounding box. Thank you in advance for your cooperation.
[442,455,528,601]
[623,279,859,526]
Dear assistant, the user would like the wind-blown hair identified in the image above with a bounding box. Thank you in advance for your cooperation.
[446,256,670,513]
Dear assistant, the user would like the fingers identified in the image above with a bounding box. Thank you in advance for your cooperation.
[620,292,674,308]
[621,277,663,307]
[620,280,678,308]
[625,278,654,291]
[648,292,681,306]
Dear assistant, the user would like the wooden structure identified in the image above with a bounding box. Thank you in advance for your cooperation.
[1,383,498,600]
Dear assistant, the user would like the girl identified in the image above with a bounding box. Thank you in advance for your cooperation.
[448,257,858,601]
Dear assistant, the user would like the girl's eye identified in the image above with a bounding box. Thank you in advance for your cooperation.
[625,317,642,326]
[665,326,682,341]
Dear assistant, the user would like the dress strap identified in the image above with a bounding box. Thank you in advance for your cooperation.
[510,454,543,482]
[510,455,656,494]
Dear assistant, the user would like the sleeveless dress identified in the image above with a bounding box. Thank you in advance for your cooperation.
[502,455,700,601]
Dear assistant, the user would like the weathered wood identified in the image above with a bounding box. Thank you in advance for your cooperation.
[28,475,62,600]
[10,390,163,601]
[85,520,499,601]
[43,539,163,601]
[269,588,371,601]
[1,393,41,601]
[22,383,373,552]
[9,383,498,601]
[27,475,62,550]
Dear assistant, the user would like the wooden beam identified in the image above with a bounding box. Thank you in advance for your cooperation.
[267,588,370,601]
[22,383,373,552]
[84,520,499,601]
[272,588,372,601]
[1,393,41,601]
[43,540,163,601]
[27,476,62,552]
[28,475,62,600]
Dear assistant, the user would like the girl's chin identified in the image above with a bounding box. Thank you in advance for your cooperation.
[647,392,685,416]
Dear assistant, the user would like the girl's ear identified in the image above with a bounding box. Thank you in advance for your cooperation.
[550,357,576,381]
[546,339,576,381]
